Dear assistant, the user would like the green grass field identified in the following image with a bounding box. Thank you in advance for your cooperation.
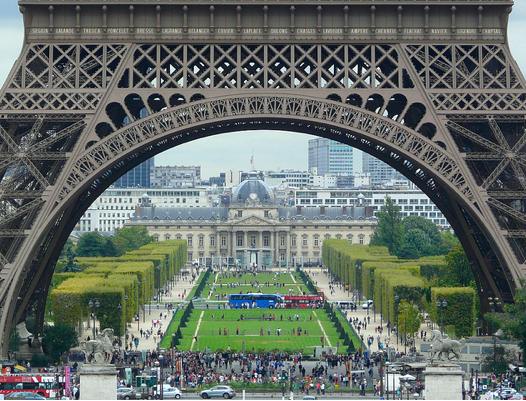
[179,309,343,353]
[202,271,310,298]
[164,271,361,353]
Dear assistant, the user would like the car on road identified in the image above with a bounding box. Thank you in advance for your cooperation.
[199,385,236,399]
[5,393,47,400]
[362,299,373,309]
[499,388,518,400]
[117,387,138,400]
[156,385,182,399]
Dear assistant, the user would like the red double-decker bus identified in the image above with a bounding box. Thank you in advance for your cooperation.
[0,374,62,398]
[284,294,325,309]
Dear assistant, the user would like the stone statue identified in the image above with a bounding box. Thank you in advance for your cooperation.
[80,328,118,364]
[429,329,464,362]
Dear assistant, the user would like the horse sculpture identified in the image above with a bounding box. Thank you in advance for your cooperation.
[80,328,117,364]
[429,329,464,362]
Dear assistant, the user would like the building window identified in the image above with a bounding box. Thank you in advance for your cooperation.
[302,237,308,247]
[336,234,342,239]
[280,235,286,247]
[187,235,193,247]
[263,235,270,247]
[347,233,353,244]
[359,234,365,245]
[264,210,269,218]
[291,236,297,247]
[250,234,256,247]
[314,236,319,247]
[237,233,244,247]
[165,234,171,240]
[198,235,204,248]
[176,234,182,240]
[221,235,227,247]
[210,235,216,247]
[237,210,243,218]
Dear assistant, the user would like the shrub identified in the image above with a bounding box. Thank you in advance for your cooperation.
[431,287,475,338]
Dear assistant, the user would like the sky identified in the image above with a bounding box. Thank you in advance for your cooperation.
[1,2,525,178]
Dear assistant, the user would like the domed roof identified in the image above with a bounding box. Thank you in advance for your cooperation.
[232,178,274,204]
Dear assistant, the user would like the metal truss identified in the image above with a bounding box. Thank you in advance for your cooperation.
[0,0,525,357]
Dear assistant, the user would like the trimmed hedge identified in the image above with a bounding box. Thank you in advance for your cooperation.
[50,241,187,336]
[322,240,395,293]
[430,287,475,338]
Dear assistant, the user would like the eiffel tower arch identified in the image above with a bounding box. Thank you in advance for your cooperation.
[0,0,525,356]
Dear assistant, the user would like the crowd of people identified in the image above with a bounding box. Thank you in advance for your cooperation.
[138,349,383,394]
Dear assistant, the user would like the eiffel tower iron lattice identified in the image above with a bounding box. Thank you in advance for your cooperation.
[0,0,525,356]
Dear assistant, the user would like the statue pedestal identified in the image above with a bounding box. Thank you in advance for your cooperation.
[424,364,463,400]
[79,364,117,400]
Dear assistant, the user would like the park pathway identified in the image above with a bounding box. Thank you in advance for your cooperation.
[305,267,431,354]
[116,267,197,351]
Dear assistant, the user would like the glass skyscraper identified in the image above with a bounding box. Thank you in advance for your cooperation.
[308,138,353,176]
[362,152,405,186]
[114,158,155,188]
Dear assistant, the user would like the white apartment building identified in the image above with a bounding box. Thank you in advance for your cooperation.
[265,170,311,188]
[151,165,201,188]
[309,174,338,188]
[293,189,450,228]
[76,187,210,233]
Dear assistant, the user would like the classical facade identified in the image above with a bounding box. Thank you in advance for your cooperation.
[128,178,376,267]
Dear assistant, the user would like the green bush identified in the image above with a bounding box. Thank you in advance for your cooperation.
[431,287,475,337]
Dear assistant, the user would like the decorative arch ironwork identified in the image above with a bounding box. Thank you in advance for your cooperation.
[0,0,525,357]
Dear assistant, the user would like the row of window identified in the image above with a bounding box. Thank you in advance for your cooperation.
[159,233,368,247]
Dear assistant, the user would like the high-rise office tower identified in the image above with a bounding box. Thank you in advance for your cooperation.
[308,138,353,176]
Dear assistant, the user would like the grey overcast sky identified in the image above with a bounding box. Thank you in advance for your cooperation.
[1,2,525,178]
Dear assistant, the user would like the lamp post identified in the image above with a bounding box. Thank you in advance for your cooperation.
[87,298,100,339]
[436,299,448,334]
[117,303,123,347]
[394,295,400,347]
[488,296,502,376]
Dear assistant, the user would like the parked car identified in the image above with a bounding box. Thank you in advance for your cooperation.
[199,385,236,399]
[361,299,373,309]
[5,393,47,400]
[156,385,182,399]
[117,387,138,400]
[499,388,518,400]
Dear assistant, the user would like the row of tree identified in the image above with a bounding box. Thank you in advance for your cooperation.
[61,226,153,262]
[370,197,459,259]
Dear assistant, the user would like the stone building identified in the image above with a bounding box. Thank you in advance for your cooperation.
[128,177,376,267]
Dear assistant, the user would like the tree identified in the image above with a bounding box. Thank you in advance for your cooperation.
[443,244,475,287]
[440,231,459,254]
[59,239,76,259]
[76,232,118,257]
[397,301,422,351]
[9,330,20,352]
[112,226,153,255]
[398,229,432,259]
[481,345,514,375]
[370,197,403,255]
[42,323,78,363]
[490,287,526,359]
